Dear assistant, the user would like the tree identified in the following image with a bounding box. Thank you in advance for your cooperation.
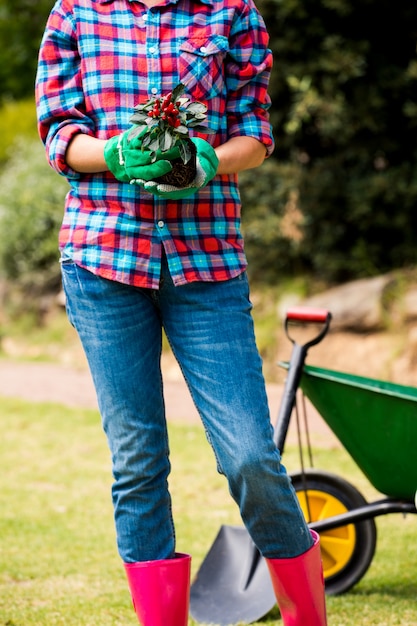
[2,0,417,286]
[0,0,53,100]
[249,0,417,281]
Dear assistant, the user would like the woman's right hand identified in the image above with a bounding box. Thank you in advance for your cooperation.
[104,129,179,183]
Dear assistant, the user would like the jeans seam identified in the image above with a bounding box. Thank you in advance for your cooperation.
[163,334,225,474]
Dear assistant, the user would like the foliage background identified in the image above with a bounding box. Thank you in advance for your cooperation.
[244,0,417,283]
[0,137,68,304]
[0,0,417,302]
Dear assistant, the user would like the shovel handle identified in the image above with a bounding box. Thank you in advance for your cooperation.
[285,307,332,348]
[275,307,332,452]
[286,307,330,324]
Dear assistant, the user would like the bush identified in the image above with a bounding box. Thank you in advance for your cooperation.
[0,0,54,101]
[0,98,38,163]
[0,138,68,307]
[256,0,417,281]
[240,159,309,283]
[2,3,417,286]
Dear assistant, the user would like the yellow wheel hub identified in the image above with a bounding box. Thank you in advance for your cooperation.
[296,489,356,578]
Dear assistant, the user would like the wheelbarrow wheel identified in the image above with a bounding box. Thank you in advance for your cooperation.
[290,469,377,595]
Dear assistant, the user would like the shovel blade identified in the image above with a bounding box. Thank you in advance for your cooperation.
[190,525,276,626]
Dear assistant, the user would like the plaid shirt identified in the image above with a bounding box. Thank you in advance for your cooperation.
[36,0,274,288]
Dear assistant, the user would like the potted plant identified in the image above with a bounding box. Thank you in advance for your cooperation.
[128,83,214,187]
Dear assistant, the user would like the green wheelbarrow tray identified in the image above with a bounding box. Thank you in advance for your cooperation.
[296,364,417,501]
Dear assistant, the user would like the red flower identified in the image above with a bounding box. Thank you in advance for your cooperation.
[129,83,214,164]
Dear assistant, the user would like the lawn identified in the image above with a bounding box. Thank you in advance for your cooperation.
[0,396,415,625]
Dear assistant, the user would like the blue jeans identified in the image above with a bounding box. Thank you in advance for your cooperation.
[61,259,312,562]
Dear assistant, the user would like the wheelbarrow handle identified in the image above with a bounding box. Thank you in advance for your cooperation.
[286,307,331,324]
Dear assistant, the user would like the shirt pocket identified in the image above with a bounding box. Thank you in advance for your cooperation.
[179,34,229,101]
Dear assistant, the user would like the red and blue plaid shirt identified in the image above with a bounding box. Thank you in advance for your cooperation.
[36,0,274,288]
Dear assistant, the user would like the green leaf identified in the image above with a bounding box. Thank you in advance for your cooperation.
[128,126,143,141]
[129,111,149,124]
[148,137,161,153]
[178,141,192,164]
[188,124,215,134]
[185,102,207,115]
[172,83,186,101]
[161,132,174,151]
[186,117,206,126]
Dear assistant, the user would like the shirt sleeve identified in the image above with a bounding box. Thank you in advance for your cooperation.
[35,0,95,179]
[225,0,275,156]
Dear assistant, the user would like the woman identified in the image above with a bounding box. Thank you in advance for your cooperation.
[36,0,327,623]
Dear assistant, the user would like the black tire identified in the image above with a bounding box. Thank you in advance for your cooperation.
[290,469,377,595]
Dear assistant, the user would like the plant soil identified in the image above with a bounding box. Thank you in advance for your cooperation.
[156,139,197,187]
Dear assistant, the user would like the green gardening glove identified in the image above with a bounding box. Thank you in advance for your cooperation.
[125,145,180,181]
[104,128,180,183]
[131,138,219,200]
[104,128,144,182]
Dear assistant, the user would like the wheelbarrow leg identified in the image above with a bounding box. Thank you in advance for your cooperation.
[266,530,327,626]
[124,552,191,626]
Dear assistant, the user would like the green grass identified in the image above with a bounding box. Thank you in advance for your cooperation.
[0,292,289,379]
[0,396,416,625]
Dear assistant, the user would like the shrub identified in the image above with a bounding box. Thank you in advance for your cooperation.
[256,0,417,281]
[0,138,68,308]
[0,99,38,163]
[240,159,309,283]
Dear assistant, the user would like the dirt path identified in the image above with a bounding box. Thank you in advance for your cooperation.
[0,357,338,447]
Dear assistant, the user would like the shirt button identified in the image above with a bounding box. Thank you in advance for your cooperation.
[149,46,157,54]
[151,87,158,94]
[200,46,207,54]
[157,220,165,228]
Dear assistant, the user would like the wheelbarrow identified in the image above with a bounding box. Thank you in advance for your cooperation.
[278,307,417,596]
[190,306,417,625]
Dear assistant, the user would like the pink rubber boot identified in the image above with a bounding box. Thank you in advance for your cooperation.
[265,530,327,626]
[124,552,191,626]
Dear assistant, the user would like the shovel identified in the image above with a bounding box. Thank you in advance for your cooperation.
[190,525,275,626]
[190,308,331,626]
